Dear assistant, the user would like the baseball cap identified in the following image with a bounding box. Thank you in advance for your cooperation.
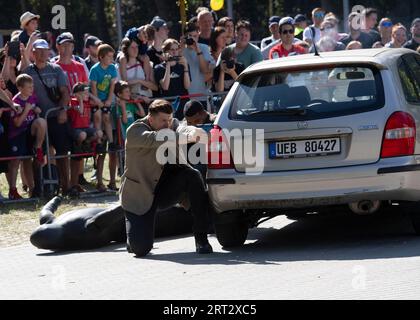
[32,39,49,50]
[56,32,75,45]
[150,16,172,29]
[268,16,281,27]
[125,27,139,40]
[294,14,307,24]
[279,17,295,29]
[72,83,89,94]
[20,11,40,29]
[184,100,205,118]
[85,36,102,48]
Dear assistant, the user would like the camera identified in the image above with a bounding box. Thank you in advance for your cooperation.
[224,59,235,69]
[168,56,181,62]
[8,40,20,60]
[185,37,195,46]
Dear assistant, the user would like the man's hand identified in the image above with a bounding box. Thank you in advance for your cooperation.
[104,99,112,107]
[188,127,208,144]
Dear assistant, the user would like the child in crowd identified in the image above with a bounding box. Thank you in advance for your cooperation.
[8,74,47,199]
[67,82,103,196]
[0,87,16,200]
[89,44,118,152]
[114,80,145,140]
[89,44,118,192]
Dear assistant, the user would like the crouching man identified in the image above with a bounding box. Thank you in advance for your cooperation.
[120,99,213,257]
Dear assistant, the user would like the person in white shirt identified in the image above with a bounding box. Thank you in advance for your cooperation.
[303,7,325,46]
[260,16,281,50]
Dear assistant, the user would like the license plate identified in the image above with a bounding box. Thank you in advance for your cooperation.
[269,138,341,159]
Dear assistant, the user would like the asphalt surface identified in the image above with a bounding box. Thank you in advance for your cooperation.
[1,205,420,300]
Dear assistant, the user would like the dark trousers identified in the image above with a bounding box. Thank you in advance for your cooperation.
[125,165,209,257]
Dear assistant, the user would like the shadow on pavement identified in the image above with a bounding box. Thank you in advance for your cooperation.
[35,207,420,265]
[142,208,420,265]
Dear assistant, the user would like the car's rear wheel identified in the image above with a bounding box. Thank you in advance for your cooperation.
[214,211,249,248]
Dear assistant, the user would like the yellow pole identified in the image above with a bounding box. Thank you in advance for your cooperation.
[179,0,187,36]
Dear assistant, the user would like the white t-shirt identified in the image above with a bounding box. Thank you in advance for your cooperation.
[126,62,152,98]
[303,25,321,44]
[183,43,215,101]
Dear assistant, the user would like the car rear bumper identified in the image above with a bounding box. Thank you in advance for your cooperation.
[207,156,420,213]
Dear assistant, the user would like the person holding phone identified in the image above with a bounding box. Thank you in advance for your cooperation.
[153,39,190,119]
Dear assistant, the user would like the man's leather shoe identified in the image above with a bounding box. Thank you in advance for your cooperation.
[195,236,213,254]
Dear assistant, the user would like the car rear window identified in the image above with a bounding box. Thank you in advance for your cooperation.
[229,64,385,122]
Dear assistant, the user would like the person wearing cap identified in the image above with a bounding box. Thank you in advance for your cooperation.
[378,18,393,47]
[50,33,90,78]
[260,16,281,50]
[404,18,420,51]
[67,82,103,197]
[147,16,170,67]
[18,11,40,46]
[269,17,306,60]
[23,38,71,196]
[55,33,89,93]
[294,14,308,40]
[55,32,92,197]
[227,20,262,69]
[197,10,214,46]
[85,36,102,71]
[303,8,325,46]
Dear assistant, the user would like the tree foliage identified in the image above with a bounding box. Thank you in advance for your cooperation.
[0,0,418,53]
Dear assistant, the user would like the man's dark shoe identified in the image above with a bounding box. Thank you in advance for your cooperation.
[195,234,213,254]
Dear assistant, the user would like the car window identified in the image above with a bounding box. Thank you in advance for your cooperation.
[230,65,385,122]
[398,54,420,104]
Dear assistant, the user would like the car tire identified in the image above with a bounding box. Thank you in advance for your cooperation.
[215,219,249,248]
[402,202,420,235]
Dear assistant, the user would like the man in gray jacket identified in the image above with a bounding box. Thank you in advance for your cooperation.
[120,99,213,257]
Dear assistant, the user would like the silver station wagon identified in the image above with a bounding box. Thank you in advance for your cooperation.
[207,48,420,248]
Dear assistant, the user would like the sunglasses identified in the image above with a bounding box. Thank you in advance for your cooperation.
[282,29,294,35]
[381,21,393,27]
[314,13,325,18]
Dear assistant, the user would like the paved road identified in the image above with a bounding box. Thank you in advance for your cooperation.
[1,207,420,300]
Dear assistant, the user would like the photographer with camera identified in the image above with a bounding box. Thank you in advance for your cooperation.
[182,23,215,110]
[213,46,244,93]
[1,40,26,97]
[153,39,190,119]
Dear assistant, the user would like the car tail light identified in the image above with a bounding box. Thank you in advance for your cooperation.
[208,125,234,169]
[381,112,416,158]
